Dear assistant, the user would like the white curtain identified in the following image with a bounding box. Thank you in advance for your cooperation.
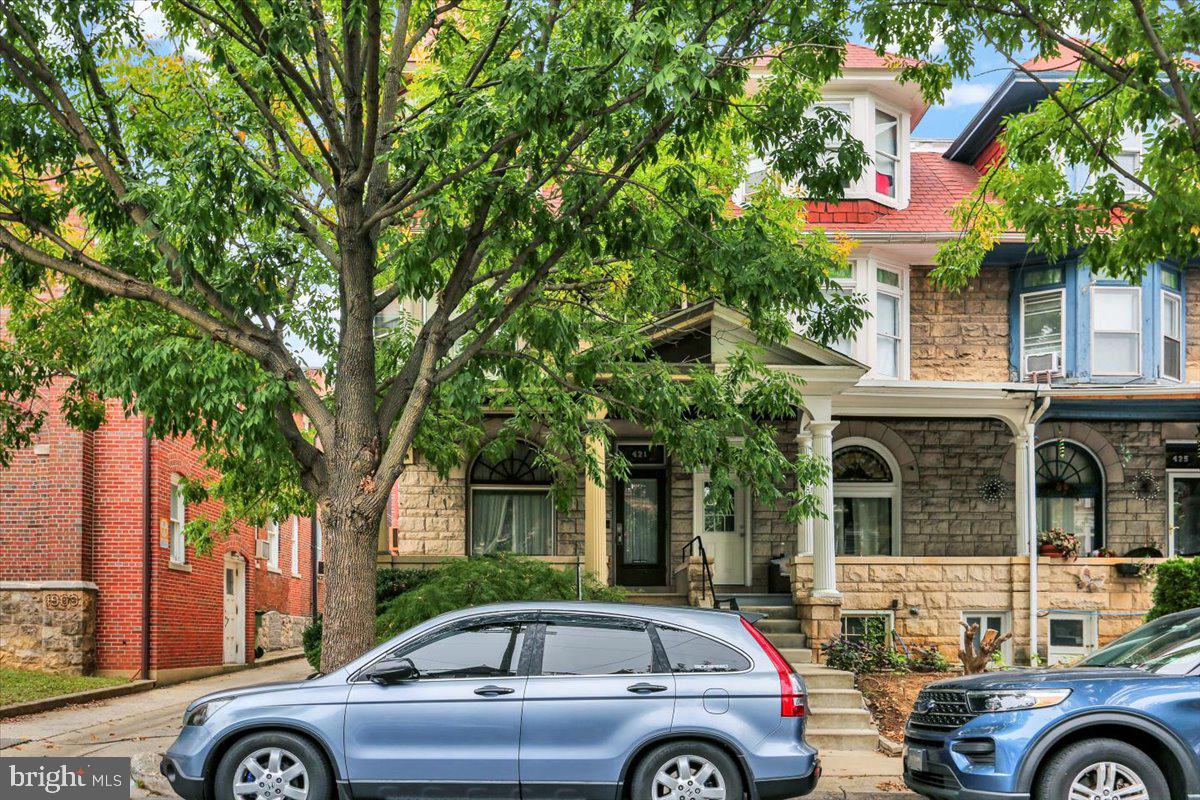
[472,490,554,555]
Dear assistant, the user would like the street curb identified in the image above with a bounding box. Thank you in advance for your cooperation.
[0,679,156,720]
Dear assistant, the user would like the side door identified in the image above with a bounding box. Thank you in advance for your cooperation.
[344,615,534,799]
[519,613,675,800]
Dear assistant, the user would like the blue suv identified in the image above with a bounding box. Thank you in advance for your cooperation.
[161,602,819,800]
[904,608,1200,800]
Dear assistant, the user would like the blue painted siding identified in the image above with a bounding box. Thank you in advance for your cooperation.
[1009,261,1185,383]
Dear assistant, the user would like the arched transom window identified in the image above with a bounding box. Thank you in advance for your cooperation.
[832,440,900,556]
[1036,441,1103,551]
[469,441,554,556]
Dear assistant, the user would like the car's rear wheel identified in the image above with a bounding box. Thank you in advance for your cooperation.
[214,731,332,800]
[1035,738,1166,800]
[632,740,743,800]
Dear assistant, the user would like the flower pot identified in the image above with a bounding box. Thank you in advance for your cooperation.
[1039,544,1063,557]
[1115,563,1143,577]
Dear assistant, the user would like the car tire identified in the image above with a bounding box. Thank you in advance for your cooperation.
[631,740,744,800]
[213,730,333,800]
[1035,737,1168,800]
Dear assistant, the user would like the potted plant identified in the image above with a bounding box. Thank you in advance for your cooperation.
[1038,528,1080,560]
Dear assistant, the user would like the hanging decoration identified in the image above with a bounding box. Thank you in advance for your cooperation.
[978,475,1009,503]
[1131,470,1161,501]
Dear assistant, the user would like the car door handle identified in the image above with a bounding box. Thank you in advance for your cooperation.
[627,682,668,694]
[474,685,515,696]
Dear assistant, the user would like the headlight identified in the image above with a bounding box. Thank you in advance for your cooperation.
[184,698,232,726]
[967,688,1071,713]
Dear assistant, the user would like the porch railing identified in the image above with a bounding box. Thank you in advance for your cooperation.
[681,536,738,610]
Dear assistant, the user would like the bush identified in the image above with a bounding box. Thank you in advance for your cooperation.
[377,553,625,638]
[303,567,443,670]
[909,645,951,673]
[822,626,909,675]
[1147,556,1200,620]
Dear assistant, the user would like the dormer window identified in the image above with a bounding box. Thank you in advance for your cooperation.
[874,110,899,198]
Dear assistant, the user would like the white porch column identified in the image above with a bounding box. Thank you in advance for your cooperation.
[795,429,814,556]
[583,432,608,582]
[809,412,840,599]
[1012,429,1030,556]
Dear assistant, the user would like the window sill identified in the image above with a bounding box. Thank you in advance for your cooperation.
[291,571,302,579]
[168,561,192,573]
[267,566,283,575]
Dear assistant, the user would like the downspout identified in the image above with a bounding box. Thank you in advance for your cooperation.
[310,508,318,621]
[1024,392,1051,664]
[141,419,153,681]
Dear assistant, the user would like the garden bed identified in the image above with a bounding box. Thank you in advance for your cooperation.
[857,671,958,742]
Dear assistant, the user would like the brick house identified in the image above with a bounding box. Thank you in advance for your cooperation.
[375,45,1199,666]
[0,376,323,681]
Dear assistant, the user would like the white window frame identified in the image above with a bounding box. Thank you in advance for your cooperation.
[825,255,909,378]
[832,437,903,556]
[1091,285,1142,377]
[873,107,901,202]
[1019,288,1066,379]
[266,519,281,571]
[1162,290,1183,381]
[841,610,895,643]
[1167,469,1200,558]
[169,476,187,565]
[291,516,302,577]
[1046,611,1099,665]
[872,264,907,379]
[314,514,323,570]
[468,485,557,557]
[961,610,1013,663]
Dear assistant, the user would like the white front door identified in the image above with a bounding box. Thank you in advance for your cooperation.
[693,472,747,585]
[223,556,246,664]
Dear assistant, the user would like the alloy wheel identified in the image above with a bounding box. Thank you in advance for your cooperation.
[1068,761,1150,800]
[232,746,309,800]
[652,754,726,800]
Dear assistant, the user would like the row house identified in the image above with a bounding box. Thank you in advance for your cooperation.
[0,373,324,681]
[378,45,1198,666]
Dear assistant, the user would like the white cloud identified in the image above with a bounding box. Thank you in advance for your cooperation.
[133,0,168,41]
[943,82,997,108]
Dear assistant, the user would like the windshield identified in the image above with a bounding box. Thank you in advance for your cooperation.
[1079,612,1200,673]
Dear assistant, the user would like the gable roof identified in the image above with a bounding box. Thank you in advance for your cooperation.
[842,43,919,71]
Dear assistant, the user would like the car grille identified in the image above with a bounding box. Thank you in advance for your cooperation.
[909,689,977,732]
[909,769,958,790]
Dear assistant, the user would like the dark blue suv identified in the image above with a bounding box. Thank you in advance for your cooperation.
[904,609,1200,800]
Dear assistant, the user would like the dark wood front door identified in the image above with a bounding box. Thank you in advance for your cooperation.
[614,468,668,586]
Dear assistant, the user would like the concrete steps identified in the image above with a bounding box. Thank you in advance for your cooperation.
[626,591,689,606]
[748,605,880,753]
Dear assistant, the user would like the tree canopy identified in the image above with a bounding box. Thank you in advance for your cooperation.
[0,0,869,667]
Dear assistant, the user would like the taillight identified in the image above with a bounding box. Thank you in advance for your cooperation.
[741,616,807,717]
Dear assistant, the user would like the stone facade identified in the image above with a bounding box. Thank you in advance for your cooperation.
[0,582,98,675]
[909,265,1011,382]
[255,610,311,653]
[791,556,1159,663]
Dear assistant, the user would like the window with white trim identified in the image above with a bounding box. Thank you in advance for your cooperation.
[266,519,280,571]
[314,514,323,569]
[1020,289,1065,378]
[841,611,893,643]
[961,611,1013,663]
[832,440,901,556]
[291,517,301,577]
[1092,286,1141,375]
[874,109,899,198]
[1162,289,1182,381]
[874,267,903,378]
[819,257,908,378]
[169,477,186,564]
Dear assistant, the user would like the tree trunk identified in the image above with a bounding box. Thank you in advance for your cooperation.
[319,499,383,671]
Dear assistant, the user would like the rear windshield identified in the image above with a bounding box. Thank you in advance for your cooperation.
[1079,612,1200,673]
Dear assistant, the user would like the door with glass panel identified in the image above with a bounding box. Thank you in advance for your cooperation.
[614,469,668,586]
[1168,473,1200,557]
[695,474,746,585]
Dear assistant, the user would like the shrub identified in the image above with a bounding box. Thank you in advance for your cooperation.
[822,627,909,675]
[303,566,442,670]
[377,553,625,638]
[909,645,951,673]
[1147,556,1200,620]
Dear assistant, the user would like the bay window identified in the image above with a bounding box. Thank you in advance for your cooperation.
[819,257,908,378]
[874,109,899,198]
[1092,286,1141,376]
[874,267,903,377]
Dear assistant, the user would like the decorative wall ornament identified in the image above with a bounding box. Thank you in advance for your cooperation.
[1131,470,1161,501]
[1074,567,1105,593]
[978,475,1009,503]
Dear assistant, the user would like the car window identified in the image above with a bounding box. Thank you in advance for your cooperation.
[397,622,528,679]
[539,618,655,676]
[1080,612,1200,671]
[657,625,750,673]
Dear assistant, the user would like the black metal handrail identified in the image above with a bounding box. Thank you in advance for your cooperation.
[680,536,737,609]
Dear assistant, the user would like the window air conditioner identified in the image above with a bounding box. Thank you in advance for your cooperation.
[1024,351,1061,378]
[255,539,271,560]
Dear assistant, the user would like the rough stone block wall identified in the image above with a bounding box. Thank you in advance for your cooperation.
[1187,268,1199,382]
[909,265,1011,382]
[390,458,468,557]
[0,583,97,675]
[255,610,311,652]
[792,556,1157,664]
[882,418,1017,556]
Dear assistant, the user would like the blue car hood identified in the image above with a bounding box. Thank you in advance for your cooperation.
[926,667,1151,691]
[185,679,315,712]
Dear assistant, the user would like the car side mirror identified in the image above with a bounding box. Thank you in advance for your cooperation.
[370,656,419,685]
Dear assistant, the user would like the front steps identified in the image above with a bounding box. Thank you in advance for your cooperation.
[740,597,880,753]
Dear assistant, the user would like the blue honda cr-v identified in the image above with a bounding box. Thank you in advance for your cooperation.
[161,602,819,800]
[904,608,1200,800]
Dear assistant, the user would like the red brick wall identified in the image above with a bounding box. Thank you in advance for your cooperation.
[804,199,890,225]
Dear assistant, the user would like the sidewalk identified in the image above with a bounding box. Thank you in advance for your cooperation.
[813,749,917,798]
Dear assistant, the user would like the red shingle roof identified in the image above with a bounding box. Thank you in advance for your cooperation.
[842,42,918,70]
[808,152,981,232]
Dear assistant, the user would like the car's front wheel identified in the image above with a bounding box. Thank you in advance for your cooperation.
[1035,738,1167,800]
[631,740,743,800]
[213,731,332,800]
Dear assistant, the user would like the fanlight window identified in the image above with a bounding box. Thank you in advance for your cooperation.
[469,441,554,556]
[833,446,893,483]
[1036,442,1103,551]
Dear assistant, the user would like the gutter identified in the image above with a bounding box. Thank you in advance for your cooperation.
[141,419,153,680]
